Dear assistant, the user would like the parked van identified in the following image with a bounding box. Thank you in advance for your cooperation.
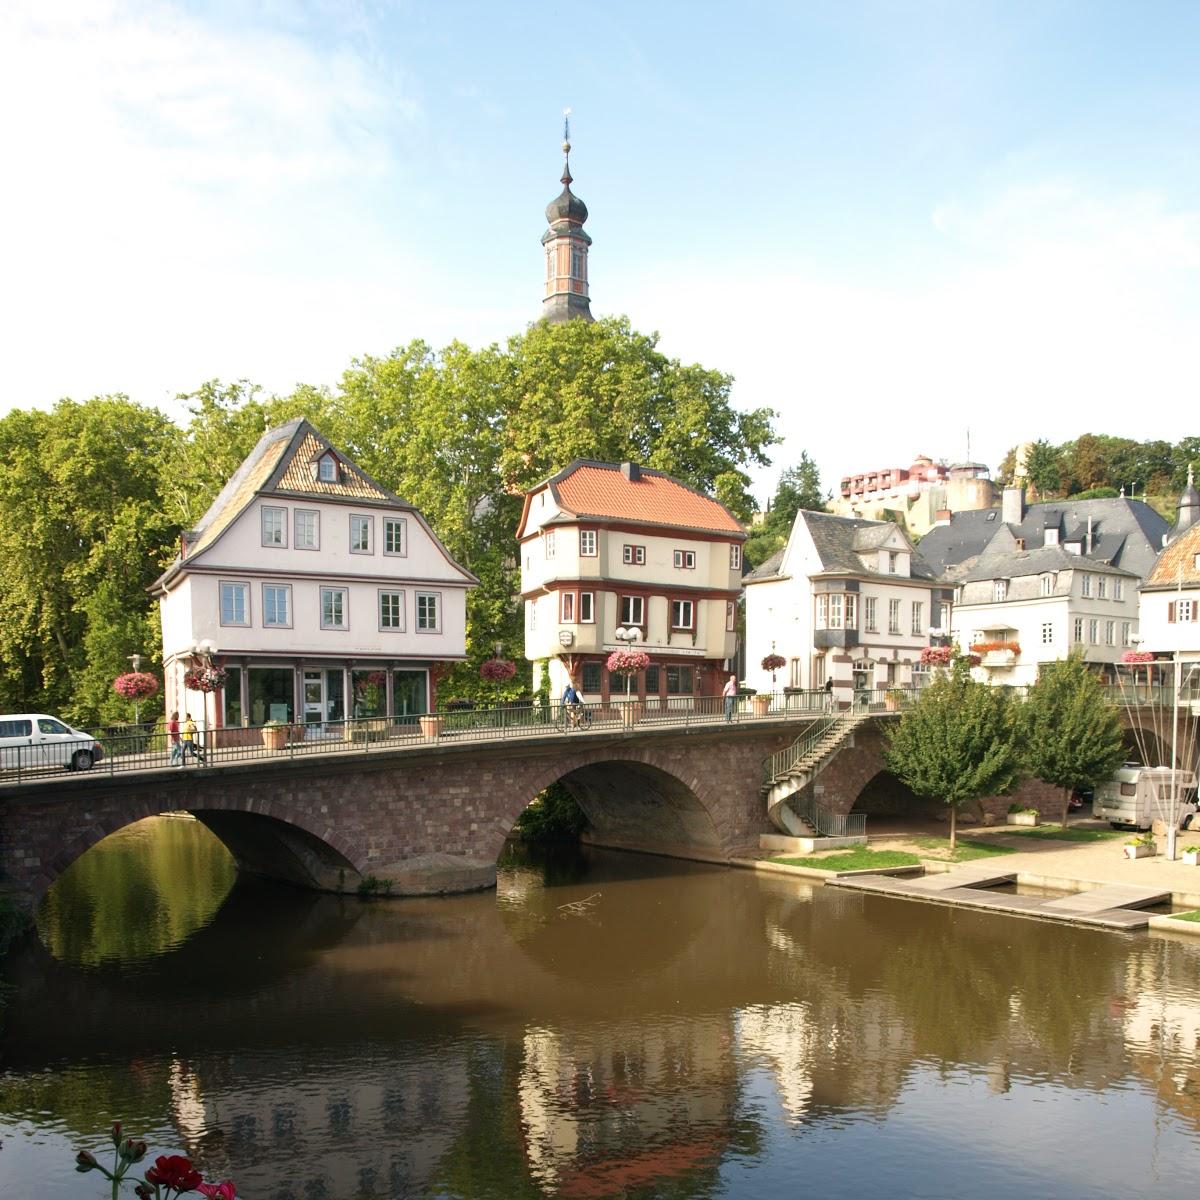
[1092,765,1198,830]
[0,715,104,772]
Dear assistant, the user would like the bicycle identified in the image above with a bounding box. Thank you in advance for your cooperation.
[556,703,594,733]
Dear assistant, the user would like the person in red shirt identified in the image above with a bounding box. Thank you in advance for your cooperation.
[167,711,182,767]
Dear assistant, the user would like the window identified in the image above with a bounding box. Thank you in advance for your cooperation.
[1074,617,1084,643]
[379,590,405,631]
[1097,577,1107,600]
[39,717,70,735]
[220,581,249,626]
[671,599,695,629]
[1122,621,1131,646]
[1105,620,1115,646]
[726,600,736,631]
[931,602,944,630]
[1114,579,1124,601]
[888,598,901,635]
[318,587,346,629]
[730,544,742,570]
[1081,573,1092,597]
[579,529,597,556]
[1045,528,1060,546]
[561,592,575,622]
[262,584,291,628]
[623,544,645,565]
[888,552,898,574]
[416,592,441,632]
[581,662,602,693]
[288,510,318,554]
[864,597,878,633]
[222,665,242,726]
[546,248,555,280]
[350,514,373,554]
[261,506,286,547]
[666,665,694,695]
[673,549,696,569]
[1041,622,1053,645]
[317,455,337,482]
[571,247,585,279]
[544,531,556,559]
[828,595,844,629]
[1170,599,1196,623]
[384,517,407,556]
[911,602,923,636]
[580,592,594,623]
[1088,618,1099,644]
[1040,574,1054,597]
[993,579,1007,602]
[645,665,660,694]
[620,595,645,625]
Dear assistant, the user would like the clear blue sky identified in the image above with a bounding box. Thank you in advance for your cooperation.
[2,1,1197,501]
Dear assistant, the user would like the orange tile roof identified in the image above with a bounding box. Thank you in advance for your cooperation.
[551,463,744,535]
[1147,523,1200,587]
[274,430,396,501]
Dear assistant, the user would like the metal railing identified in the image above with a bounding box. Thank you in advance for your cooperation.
[0,691,822,785]
[791,792,867,839]
[763,714,843,786]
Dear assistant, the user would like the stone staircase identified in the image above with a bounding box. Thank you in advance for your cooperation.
[762,712,871,837]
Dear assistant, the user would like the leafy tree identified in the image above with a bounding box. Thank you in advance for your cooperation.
[1019,650,1126,829]
[996,446,1017,486]
[1024,439,1064,499]
[743,452,826,567]
[884,658,1022,848]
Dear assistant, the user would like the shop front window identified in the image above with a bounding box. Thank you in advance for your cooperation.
[249,668,294,726]
[222,666,243,726]
[352,669,387,719]
[392,670,428,722]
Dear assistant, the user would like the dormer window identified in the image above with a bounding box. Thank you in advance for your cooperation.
[1040,573,1054,596]
[1045,528,1059,546]
[317,455,338,483]
[993,580,1008,602]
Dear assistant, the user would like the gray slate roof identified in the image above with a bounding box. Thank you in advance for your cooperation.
[918,497,1168,581]
[962,545,1137,583]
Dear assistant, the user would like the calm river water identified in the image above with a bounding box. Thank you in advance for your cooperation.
[4,816,1200,1199]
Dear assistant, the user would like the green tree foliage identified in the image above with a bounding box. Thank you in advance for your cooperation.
[743,451,826,567]
[1024,438,1064,498]
[513,782,588,841]
[0,398,181,724]
[883,660,1022,848]
[1019,650,1126,829]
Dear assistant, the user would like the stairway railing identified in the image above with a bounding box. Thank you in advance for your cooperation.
[791,792,866,838]
[762,713,843,786]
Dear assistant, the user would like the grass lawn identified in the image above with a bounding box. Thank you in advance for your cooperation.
[995,825,1125,843]
[771,848,920,872]
[911,837,1016,863]
[1169,910,1200,923]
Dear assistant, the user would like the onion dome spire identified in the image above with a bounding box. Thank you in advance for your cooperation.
[541,109,593,323]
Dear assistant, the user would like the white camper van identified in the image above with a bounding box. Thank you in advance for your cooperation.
[0,714,104,772]
[1092,765,1198,831]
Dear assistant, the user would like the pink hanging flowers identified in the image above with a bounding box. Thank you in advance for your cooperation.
[479,658,517,683]
[1121,649,1154,664]
[606,648,650,677]
[183,666,228,693]
[113,672,159,700]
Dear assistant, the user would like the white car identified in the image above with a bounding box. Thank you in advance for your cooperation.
[0,714,105,772]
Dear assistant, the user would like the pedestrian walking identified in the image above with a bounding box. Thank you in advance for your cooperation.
[722,674,738,722]
[167,711,182,766]
[181,714,205,765]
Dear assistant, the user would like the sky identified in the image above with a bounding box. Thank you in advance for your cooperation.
[2,0,1198,503]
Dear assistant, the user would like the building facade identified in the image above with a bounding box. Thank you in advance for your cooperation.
[517,461,745,703]
[152,420,476,734]
[744,511,947,703]
[951,548,1139,686]
[1138,471,1200,672]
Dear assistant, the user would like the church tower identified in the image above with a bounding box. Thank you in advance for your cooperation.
[1175,463,1199,537]
[541,114,593,323]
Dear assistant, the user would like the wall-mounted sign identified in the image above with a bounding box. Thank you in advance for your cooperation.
[558,630,574,646]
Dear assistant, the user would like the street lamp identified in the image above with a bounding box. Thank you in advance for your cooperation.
[614,626,640,704]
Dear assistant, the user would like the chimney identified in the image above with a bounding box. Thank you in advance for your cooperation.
[1086,515,1093,556]
[621,461,641,482]
[934,509,952,526]
[1002,485,1025,525]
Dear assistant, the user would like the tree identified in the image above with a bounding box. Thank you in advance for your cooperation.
[883,658,1022,848]
[996,446,1017,486]
[1019,650,1126,829]
[1024,439,1064,499]
[743,452,826,567]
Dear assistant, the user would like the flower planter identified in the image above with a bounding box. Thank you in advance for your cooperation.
[1006,812,1039,827]
[1183,850,1200,866]
[620,703,643,728]
[418,714,442,739]
[261,725,288,751]
[1123,843,1155,860]
[751,695,771,717]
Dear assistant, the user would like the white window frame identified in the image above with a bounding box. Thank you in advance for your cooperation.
[726,600,736,631]
[1074,617,1084,643]
[888,552,898,574]
[416,591,441,632]
[1081,573,1092,598]
[1040,574,1054,597]
[888,598,901,635]
[673,549,696,570]
[911,602,923,636]
[623,544,645,566]
[730,544,742,570]
[671,599,695,630]
[864,596,878,633]
[1114,579,1124,601]
[620,595,645,626]
[317,455,338,482]
[1105,619,1115,646]
[993,579,1007,602]
[378,589,405,632]
[580,591,594,623]
[219,580,250,627]
[350,514,373,554]
[295,509,319,550]
[1097,577,1107,600]
[579,529,597,557]
[1088,618,1099,644]
[383,517,407,557]
[262,583,292,629]
[1122,621,1131,646]
[544,531,556,559]
[1041,622,1054,645]
[817,595,828,629]
[261,505,287,548]
[320,586,348,630]
[561,591,576,623]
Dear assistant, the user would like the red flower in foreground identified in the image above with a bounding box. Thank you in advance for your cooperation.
[198,1182,238,1199]
[145,1155,204,1192]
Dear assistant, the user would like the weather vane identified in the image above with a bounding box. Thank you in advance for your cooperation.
[563,106,572,151]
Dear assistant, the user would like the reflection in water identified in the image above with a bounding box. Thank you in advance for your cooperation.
[3,820,1200,1197]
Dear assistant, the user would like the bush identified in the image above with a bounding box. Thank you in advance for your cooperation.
[514,782,588,841]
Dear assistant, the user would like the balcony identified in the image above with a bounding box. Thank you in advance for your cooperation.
[980,648,1017,668]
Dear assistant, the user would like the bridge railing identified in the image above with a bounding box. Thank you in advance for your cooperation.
[1,691,828,783]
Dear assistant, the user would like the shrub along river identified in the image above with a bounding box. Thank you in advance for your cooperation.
[3,815,1200,1198]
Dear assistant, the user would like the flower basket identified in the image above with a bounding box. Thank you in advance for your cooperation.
[113,672,159,701]
[261,723,288,751]
[607,648,649,678]
[184,666,228,694]
[1123,838,1155,860]
[1182,847,1200,867]
[480,658,518,684]
[620,701,644,727]
[751,694,771,716]
[418,714,442,739]
[1006,810,1039,827]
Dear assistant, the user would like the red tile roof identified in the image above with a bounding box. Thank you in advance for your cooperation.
[550,462,744,535]
[1148,522,1200,587]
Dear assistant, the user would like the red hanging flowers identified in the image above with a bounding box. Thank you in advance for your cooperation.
[183,666,229,694]
[479,658,517,683]
[113,671,160,700]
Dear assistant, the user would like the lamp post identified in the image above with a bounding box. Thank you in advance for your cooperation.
[614,626,640,704]
[126,653,143,724]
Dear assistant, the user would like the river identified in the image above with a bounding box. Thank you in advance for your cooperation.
[3,815,1200,1198]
